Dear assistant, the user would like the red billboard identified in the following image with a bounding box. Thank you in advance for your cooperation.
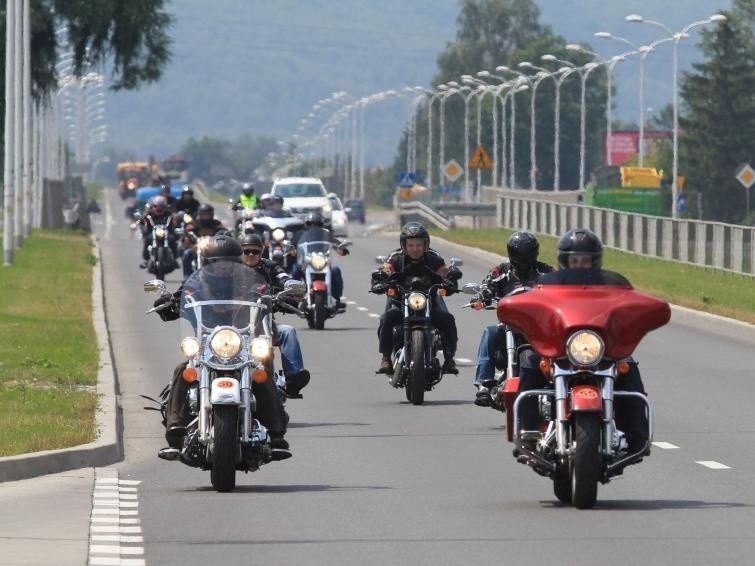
[605,130,671,166]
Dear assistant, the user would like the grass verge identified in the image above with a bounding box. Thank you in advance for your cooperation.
[0,230,98,456]
[432,227,755,325]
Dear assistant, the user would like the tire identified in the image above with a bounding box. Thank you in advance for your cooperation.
[409,329,425,405]
[313,292,327,330]
[210,405,238,492]
[571,413,601,509]
[155,247,166,281]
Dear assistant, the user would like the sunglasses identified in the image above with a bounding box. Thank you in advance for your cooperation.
[243,248,263,256]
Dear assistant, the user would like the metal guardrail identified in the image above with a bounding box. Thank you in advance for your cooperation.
[434,202,496,217]
[497,195,755,276]
[397,201,453,231]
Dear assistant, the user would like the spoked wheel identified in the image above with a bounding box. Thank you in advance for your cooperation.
[571,413,601,509]
[210,405,239,492]
[408,329,425,405]
[313,292,327,330]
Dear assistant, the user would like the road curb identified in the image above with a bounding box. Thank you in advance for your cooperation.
[0,235,122,482]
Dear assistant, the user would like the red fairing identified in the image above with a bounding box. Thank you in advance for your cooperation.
[311,280,328,292]
[496,285,670,359]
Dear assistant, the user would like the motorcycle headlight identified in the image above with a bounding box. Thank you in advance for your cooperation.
[180,337,201,358]
[183,213,193,224]
[408,292,427,311]
[333,216,346,225]
[321,203,332,213]
[309,253,327,271]
[271,228,285,242]
[155,226,166,238]
[250,337,271,359]
[210,328,242,359]
[244,209,255,219]
[566,330,604,367]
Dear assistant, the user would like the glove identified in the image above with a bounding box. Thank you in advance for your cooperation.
[154,292,180,322]
[441,279,458,296]
[448,266,462,281]
[337,247,350,256]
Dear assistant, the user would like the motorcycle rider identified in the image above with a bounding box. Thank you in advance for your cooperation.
[153,234,291,459]
[371,222,461,375]
[472,231,554,406]
[174,185,201,217]
[235,182,257,209]
[517,228,649,453]
[257,193,275,211]
[291,212,348,310]
[137,195,177,270]
[182,204,226,278]
[160,183,177,211]
[239,233,311,397]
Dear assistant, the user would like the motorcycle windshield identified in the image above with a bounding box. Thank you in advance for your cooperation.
[179,259,271,338]
[296,239,333,256]
[496,285,671,359]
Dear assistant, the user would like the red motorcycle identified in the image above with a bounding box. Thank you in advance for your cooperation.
[497,284,670,508]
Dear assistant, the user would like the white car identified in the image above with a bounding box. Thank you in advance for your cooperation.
[270,177,332,220]
[327,194,348,238]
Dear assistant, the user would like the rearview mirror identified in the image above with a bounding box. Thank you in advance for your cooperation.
[282,280,307,296]
[375,255,386,265]
[144,280,168,294]
[450,257,463,267]
[462,282,480,295]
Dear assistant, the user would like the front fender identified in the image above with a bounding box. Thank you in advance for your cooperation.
[569,384,603,413]
[211,377,241,405]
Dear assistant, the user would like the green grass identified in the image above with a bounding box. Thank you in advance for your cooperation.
[432,228,755,325]
[0,230,98,456]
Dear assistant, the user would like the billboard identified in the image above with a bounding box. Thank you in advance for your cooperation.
[605,130,671,166]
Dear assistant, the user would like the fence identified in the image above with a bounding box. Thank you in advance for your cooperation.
[497,194,755,276]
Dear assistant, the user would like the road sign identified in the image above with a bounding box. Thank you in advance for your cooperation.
[398,172,416,188]
[468,145,493,170]
[736,163,755,189]
[442,159,463,182]
[438,184,449,195]
[677,194,686,214]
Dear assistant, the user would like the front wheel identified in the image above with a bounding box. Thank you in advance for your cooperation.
[313,292,327,330]
[155,246,166,281]
[210,405,238,492]
[409,329,425,405]
[571,413,601,509]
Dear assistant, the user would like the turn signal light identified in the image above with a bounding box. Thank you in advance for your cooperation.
[387,288,397,297]
[472,301,483,311]
[182,367,198,383]
[438,288,447,296]
[539,358,552,378]
[617,360,630,375]
[252,369,268,383]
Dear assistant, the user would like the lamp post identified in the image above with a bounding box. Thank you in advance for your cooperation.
[626,13,727,218]
[437,85,464,191]
[518,63,559,191]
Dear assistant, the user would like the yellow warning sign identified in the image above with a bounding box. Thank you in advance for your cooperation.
[469,145,493,170]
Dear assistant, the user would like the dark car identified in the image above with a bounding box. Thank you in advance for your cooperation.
[343,199,365,224]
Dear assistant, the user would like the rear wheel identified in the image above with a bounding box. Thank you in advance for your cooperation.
[409,329,425,405]
[313,292,327,330]
[571,413,601,509]
[210,405,238,492]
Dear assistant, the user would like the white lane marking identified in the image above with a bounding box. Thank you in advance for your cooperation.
[104,197,113,241]
[368,313,380,318]
[457,358,473,364]
[89,468,146,565]
[696,460,731,470]
[652,441,680,449]
[346,301,357,305]
[356,306,368,311]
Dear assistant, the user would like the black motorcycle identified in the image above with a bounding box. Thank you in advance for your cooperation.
[135,211,178,281]
[373,258,462,405]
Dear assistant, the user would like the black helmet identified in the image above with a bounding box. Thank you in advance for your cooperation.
[181,184,194,195]
[507,231,540,272]
[201,234,242,265]
[305,212,325,227]
[239,233,264,247]
[241,182,255,196]
[197,203,214,216]
[557,228,603,270]
[399,222,430,252]
[160,184,171,195]
[149,195,168,215]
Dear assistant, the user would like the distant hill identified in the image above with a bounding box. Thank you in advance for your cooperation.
[104,0,730,165]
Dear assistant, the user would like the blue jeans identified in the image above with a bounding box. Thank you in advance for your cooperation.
[474,324,499,386]
[182,248,195,278]
[275,324,304,376]
[291,264,343,302]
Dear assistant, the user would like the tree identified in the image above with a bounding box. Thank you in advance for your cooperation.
[679,0,755,223]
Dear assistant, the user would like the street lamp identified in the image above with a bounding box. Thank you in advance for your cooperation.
[518,63,559,191]
[626,12,727,218]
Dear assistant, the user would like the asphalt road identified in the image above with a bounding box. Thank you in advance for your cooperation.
[3,187,755,566]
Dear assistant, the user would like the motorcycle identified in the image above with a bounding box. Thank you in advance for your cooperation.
[134,211,178,281]
[143,267,307,492]
[462,282,533,411]
[496,283,670,508]
[253,214,305,274]
[296,238,350,330]
[373,258,463,405]
[232,205,259,238]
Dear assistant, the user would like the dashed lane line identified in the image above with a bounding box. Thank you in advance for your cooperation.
[89,467,146,566]
[653,441,680,449]
[696,461,731,470]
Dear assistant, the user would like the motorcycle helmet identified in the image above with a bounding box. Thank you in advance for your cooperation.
[197,203,214,225]
[241,182,255,196]
[240,233,264,247]
[181,184,194,196]
[201,234,242,266]
[507,231,540,272]
[399,222,430,253]
[557,228,603,270]
[271,195,284,207]
[259,193,274,208]
[305,212,325,228]
[149,195,168,215]
[160,184,172,196]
